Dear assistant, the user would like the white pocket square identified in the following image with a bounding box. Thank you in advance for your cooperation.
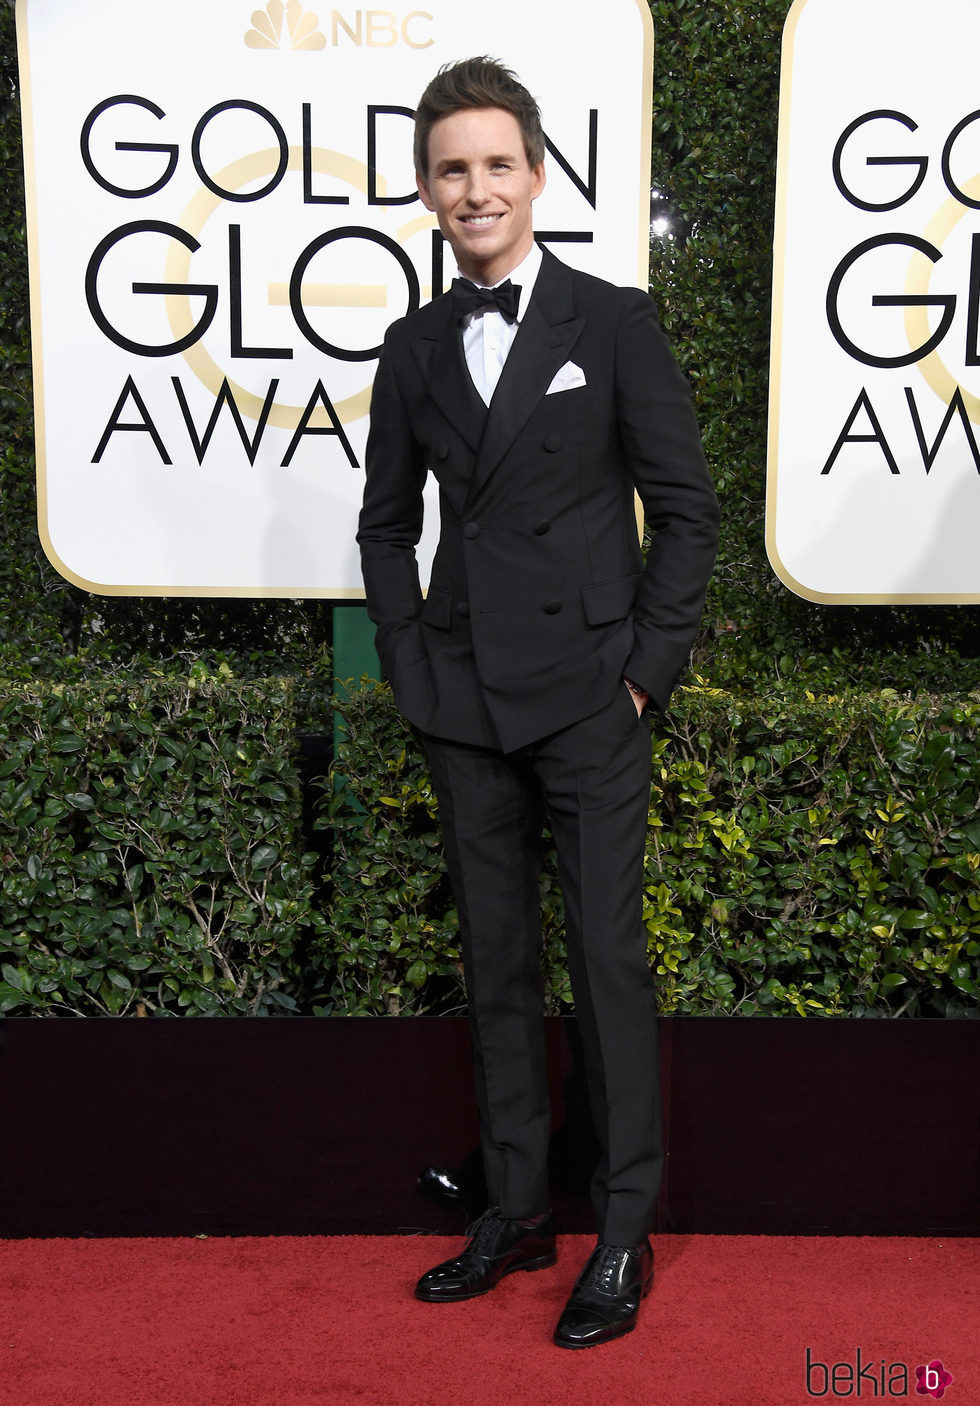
[545,361,587,395]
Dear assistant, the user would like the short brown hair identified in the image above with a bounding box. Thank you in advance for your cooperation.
[414,56,545,178]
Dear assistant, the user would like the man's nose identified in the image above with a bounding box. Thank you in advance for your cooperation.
[465,172,489,204]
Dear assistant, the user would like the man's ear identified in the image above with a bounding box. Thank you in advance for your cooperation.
[531,162,546,201]
[417,171,435,212]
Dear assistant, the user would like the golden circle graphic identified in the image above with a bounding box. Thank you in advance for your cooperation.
[904,172,980,423]
[164,148,434,427]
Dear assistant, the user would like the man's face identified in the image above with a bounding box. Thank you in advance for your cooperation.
[417,106,545,287]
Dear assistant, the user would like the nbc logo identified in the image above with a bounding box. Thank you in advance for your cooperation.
[244,3,434,49]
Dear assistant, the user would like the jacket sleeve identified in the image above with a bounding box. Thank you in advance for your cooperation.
[616,290,720,711]
[356,333,427,681]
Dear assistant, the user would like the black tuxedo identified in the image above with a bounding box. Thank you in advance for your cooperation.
[358,246,719,1243]
[359,247,719,752]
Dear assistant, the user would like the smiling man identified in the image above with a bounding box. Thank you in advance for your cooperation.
[419,103,544,287]
[357,57,720,1349]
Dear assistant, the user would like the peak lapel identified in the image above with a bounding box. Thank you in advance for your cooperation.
[412,298,486,455]
[468,252,584,503]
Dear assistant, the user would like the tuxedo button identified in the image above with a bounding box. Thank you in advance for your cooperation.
[533,520,551,536]
[544,435,562,453]
[463,522,480,539]
[456,600,470,619]
[435,442,449,460]
[544,599,562,615]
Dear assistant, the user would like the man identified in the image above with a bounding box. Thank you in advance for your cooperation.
[358,57,719,1349]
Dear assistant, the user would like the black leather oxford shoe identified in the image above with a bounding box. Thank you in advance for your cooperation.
[553,1240,654,1348]
[415,1208,557,1302]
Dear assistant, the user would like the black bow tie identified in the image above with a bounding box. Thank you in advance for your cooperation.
[451,277,521,324]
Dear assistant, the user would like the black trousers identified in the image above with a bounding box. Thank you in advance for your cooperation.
[422,683,662,1246]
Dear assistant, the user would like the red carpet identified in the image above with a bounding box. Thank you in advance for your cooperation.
[2,1234,977,1405]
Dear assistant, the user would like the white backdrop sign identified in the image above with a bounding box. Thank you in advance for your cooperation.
[17,0,653,597]
[768,0,980,603]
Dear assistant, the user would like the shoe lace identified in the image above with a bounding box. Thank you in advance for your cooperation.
[465,1209,505,1256]
[582,1245,631,1292]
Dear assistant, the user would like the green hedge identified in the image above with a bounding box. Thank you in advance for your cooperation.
[0,676,326,1014]
[2,670,977,1019]
[325,681,980,1019]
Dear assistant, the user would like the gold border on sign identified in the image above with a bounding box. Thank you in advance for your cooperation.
[764,0,980,605]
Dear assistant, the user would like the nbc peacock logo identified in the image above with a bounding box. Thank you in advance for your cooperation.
[245,1,326,50]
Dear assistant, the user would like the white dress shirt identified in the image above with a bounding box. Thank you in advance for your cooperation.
[458,242,542,405]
